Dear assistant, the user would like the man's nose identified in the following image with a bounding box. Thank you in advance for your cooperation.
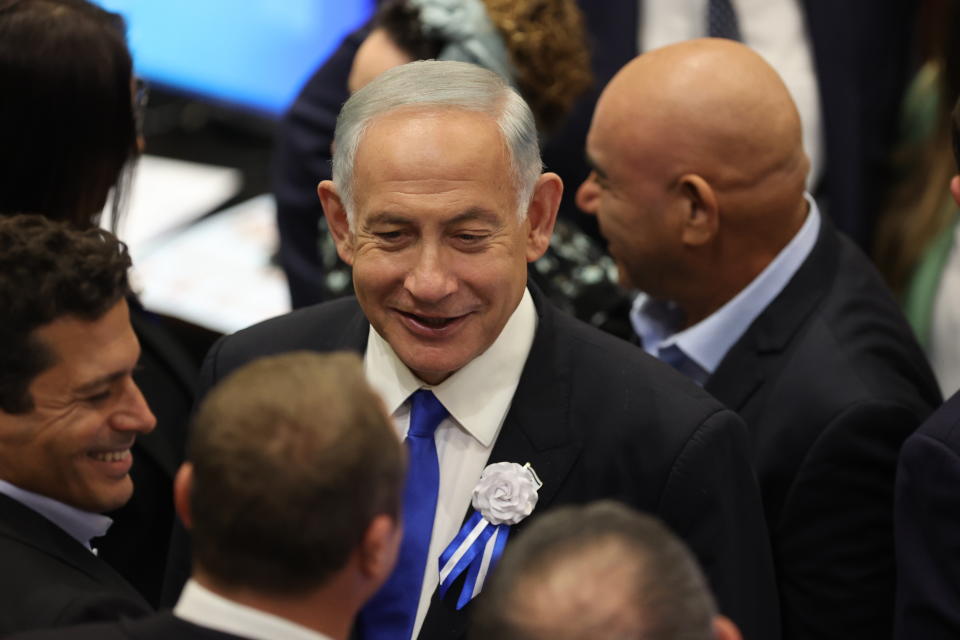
[111,377,157,435]
[403,244,458,304]
[576,172,600,215]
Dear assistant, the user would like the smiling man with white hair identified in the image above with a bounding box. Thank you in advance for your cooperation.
[186,60,779,640]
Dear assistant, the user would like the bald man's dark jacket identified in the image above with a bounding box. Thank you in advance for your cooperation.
[700,216,941,640]
[0,493,151,635]
[186,286,780,640]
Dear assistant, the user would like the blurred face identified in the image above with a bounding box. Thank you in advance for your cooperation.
[348,28,414,93]
[330,109,545,384]
[0,299,156,513]
[576,111,683,298]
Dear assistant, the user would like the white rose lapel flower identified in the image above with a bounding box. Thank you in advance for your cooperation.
[472,461,541,525]
[438,462,542,609]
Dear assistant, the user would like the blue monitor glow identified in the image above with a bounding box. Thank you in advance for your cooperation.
[94,0,375,117]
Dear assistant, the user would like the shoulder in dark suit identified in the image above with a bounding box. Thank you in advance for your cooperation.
[7,611,245,640]
[0,494,151,635]
[894,389,960,639]
[190,287,779,640]
[704,217,941,640]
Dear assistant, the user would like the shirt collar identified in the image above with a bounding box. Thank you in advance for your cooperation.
[0,478,112,552]
[632,194,821,376]
[365,288,537,448]
[175,579,334,640]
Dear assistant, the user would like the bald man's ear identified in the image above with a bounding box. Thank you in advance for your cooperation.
[318,180,356,266]
[951,175,960,208]
[524,172,563,262]
[173,463,194,531]
[677,174,719,247]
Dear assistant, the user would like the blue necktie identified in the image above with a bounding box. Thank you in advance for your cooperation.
[708,0,742,41]
[658,344,709,387]
[358,389,448,640]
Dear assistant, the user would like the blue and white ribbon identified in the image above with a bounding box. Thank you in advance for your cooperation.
[437,511,511,610]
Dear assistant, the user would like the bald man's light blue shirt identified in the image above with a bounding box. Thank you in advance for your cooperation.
[632,194,821,385]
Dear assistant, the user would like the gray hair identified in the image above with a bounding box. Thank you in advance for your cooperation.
[331,60,543,226]
[470,501,718,640]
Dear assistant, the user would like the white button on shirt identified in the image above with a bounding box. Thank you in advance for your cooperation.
[364,288,537,640]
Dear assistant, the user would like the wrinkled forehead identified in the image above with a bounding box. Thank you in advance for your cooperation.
[355,109,511,183]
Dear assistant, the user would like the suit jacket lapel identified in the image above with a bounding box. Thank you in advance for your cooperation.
[0,494,148,605]
[706,213,839,422]
[417,287,582,640]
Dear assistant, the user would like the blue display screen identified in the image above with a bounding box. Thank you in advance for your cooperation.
[94,0,374,116]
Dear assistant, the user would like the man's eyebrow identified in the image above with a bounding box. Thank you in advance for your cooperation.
[74,370,127,394]
[447,207,502,226]
[363,212,412,227]
[363,208,503,227]
[585,154,608,180]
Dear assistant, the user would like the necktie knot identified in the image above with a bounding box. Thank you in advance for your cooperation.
[408,389,448,438]
[708,0,742,41]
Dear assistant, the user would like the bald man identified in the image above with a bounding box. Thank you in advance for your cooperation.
[577,39,942,640]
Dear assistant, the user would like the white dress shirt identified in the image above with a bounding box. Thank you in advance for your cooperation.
[175,579,334,640]
[641,0,823,188]
[930,220,960,397]
[0,478,112,553]
[364,288,537,639]
[632,194,821,381]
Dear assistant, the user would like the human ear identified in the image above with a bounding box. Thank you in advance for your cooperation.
[677,174,719,247]
[173,463,194,530]
[358,514,402,585]
[524,172,563,262]
[318,180,356,266]
[950,175,960,208]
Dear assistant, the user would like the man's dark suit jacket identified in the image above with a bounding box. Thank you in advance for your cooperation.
[8,612,244,640]
[187,287,779,640]
[0,493,151,635]
[894,390,960,639]
[273,0,915,307]
[700,217,941,640]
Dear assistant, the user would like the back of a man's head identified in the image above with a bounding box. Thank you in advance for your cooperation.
[471,501,739,640]
[185,351,405,596]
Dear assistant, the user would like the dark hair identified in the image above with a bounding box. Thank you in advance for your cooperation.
[0,214,131,414]
[0,0,138,228]
[373,0,592,133]
[188,351,405,595]
[471,501,718,640]
[376,0,446,60]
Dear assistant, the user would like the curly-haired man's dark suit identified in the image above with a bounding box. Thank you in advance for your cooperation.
[0,494,150,635]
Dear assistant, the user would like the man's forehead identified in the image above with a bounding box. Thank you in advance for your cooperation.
[31,302,139,386]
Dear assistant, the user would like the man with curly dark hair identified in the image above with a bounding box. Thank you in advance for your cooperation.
[0,214,154,634]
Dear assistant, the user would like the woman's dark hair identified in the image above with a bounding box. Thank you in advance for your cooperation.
[0,0,138,228]
[374,0,592,133]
